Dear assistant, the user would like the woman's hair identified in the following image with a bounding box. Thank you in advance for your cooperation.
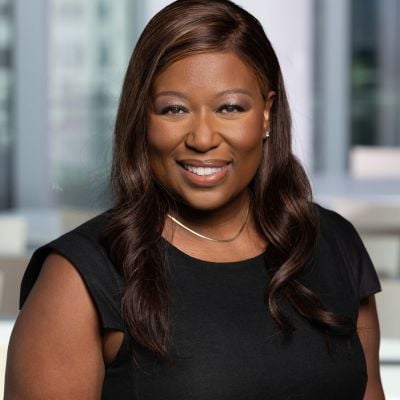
[105,0,353,360]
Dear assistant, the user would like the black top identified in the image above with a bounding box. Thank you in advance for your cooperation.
[20,204,381,399]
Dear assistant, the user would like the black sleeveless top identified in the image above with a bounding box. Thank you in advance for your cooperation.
[20,204,381,399]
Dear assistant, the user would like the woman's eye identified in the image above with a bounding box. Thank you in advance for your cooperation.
[218,104,245,113]
[161,105,187,115]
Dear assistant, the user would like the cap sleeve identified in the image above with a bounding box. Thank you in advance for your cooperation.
[20,218,124,331]
[317,205,382,301]
[349,225,382,300]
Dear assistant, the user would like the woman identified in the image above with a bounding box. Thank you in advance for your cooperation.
[5,0,384,399]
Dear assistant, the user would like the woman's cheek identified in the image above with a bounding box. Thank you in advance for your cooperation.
[227,119,264,151]
[147,118,188,150]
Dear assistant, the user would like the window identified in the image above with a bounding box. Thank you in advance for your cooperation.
[313,0,400,183]
[0,0,12,209]
[351,0,400,147]
[7,0,136,211]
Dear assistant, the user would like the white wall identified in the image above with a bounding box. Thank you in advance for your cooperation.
[137,0,314,172]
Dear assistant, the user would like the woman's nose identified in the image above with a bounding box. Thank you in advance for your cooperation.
[185,111,221,152]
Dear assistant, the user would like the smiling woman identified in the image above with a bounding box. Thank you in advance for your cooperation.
[5,1,384,399]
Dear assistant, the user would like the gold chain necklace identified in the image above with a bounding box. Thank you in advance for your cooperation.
[166,206,249,243]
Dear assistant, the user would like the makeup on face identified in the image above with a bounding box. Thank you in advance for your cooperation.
[146,52,273,212]
[151,90,255,119]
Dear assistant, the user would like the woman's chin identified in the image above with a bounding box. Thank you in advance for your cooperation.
[174,189,250,215]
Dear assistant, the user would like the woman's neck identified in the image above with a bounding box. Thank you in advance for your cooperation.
[169,190,251,239]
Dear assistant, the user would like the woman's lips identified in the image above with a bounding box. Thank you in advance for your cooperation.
[177,161,231,187]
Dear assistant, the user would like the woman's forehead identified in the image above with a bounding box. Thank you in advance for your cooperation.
[151,52,264,97]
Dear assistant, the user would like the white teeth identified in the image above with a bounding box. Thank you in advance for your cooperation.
[184,164,223,176]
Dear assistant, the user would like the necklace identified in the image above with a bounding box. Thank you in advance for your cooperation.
[166,206,250,243]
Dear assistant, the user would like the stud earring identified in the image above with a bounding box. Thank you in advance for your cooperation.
[264,130,270,139]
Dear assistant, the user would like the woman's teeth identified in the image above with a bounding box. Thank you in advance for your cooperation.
[184,164,223,176]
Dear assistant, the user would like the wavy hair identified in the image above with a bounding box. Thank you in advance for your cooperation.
[105,0,353,360]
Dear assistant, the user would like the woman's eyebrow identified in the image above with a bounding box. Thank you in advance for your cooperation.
[215,88,253,97]
[153,88,253,99]
[153,90,189,100]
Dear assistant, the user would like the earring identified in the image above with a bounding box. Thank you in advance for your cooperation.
[264,130,270,139]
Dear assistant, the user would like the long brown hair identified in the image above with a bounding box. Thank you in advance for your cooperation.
[105,0,353,360]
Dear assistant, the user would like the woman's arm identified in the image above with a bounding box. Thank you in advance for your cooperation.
[5,253,105,400]
[357,295,385,400]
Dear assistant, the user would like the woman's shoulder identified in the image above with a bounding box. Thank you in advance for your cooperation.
[36,209,113,266]
[63,208,113,244]
[20,209,124,330]
[313,201,369,265]
[314,202,357,236]
[312,202,381,300]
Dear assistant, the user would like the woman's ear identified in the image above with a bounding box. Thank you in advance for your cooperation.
[263,91,276,131]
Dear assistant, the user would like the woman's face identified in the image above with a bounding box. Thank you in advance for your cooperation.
[147,52,274,211]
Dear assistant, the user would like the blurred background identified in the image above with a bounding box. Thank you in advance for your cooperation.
[0,0,399,397]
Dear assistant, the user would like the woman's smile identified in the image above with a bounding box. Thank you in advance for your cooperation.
[177,159,232,187]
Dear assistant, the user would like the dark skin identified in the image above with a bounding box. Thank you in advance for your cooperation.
[4,52,384,399]
[5,252,106,400]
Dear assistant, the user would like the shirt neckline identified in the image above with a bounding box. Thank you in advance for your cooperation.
[162,237,269,269]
